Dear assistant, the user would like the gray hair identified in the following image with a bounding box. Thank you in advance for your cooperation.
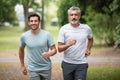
[68,6,81,15]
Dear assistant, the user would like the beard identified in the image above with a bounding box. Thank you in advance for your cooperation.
[70,19,79,25]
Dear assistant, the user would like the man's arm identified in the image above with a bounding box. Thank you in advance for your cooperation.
[58,40,76,53]
[49,45,57,56]
[85,38,93,56]
[19,47,27,75]
[42,45,57,58]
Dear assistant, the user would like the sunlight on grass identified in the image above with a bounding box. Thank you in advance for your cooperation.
[0,62,120,80]
[0,27,21,52]
[87,66,120,80]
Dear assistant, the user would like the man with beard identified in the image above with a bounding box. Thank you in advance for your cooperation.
[19,13,57,80]
[58,6,93,80]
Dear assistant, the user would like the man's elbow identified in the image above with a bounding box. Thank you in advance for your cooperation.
[58,47,63,53]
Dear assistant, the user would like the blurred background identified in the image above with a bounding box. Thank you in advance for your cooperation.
[0,0,120,80]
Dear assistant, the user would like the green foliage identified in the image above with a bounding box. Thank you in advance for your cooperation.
[115,23,120,48]
[57,0,120,47]
[85,0,120,46]
[91,0,120,46]
[84,6,118,46]
[0,0,19,23]
[57,0,85,27]
[93,0,113,14]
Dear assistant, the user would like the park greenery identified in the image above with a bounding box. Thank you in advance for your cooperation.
[0,26,120,80]
[0,1,120,80]
[0,0,120,48]
[57,0,120,48]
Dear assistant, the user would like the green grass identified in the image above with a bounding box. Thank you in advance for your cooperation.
[0,62,120,80]
[0,26,120,80]
[87,66,120,80]
[0,27,21,52]
[0,26,115,57]
[0,27,22,52]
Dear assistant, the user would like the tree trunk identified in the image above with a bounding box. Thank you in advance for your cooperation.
[41,0,44,29]
[23,5,29,31]
[22,0,29,31]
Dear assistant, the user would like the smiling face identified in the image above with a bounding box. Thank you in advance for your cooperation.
[68,10,80,25]
[28,16,40,30]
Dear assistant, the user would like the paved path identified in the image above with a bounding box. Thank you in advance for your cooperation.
[0,53,120,63]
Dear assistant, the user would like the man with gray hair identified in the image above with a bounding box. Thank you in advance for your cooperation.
[58,6,93,80]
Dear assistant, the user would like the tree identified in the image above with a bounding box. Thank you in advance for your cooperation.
[111,0,120,48]
[91,0,120,46]
[57,0,120,47]
[57,0,90,27]
[21,0,29,31]
[0,0,19,25]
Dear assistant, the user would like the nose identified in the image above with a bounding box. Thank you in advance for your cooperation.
[31,21,36,24]
[72,14,76,18]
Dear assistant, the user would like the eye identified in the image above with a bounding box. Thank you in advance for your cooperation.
[30,20,33,22]
[34,20,38,22]
[75,14,78,16]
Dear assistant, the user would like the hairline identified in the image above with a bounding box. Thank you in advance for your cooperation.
[68,6,81,15]
[28,13,41,22]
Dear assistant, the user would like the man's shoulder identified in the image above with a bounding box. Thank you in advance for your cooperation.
[80,23,91,29]
[21,30,30,36]
[60,23,70,29]
[41,29,50,34]
[63,23,70,27]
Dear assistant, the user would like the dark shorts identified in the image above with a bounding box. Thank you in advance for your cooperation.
[62,61,88,80]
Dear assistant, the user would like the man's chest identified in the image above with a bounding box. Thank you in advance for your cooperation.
[25,35,48,48]
[64,29,88,41]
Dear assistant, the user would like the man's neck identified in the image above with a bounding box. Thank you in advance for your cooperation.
[70,23,80,27]
[31,28,40,34]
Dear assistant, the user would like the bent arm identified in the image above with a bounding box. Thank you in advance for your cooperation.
[58,40,76,53]
[42,45,57,58]
[49,45,57,56]
[58,42,70,52]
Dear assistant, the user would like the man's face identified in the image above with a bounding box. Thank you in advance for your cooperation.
[68,10,80,25]
[28,16,40,30]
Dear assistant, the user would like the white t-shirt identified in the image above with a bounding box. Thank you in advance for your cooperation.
[58,23,93,64]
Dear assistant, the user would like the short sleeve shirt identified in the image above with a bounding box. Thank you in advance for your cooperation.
[20,30,54,71]
[58,23,93,64]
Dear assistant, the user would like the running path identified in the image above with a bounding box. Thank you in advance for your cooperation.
[0,52,120,63]
[50,53,120,63]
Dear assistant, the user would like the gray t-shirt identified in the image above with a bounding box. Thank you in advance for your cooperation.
[20,29,54,71]
[58,23,93,64]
